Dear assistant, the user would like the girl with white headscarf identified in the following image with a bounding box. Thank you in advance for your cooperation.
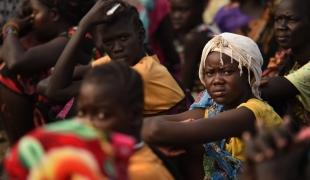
[142,33,282,179]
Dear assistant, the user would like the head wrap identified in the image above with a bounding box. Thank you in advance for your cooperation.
[199,32,263,98]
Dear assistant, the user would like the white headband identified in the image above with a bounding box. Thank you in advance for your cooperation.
[199,33,263,98]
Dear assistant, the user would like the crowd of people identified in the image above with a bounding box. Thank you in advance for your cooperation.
[0,0,309,179]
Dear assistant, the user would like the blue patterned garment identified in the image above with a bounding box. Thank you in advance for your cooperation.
[190,90,243,180]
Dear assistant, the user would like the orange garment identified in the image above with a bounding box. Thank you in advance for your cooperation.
[92,55,185,115]
[129,145,174,180]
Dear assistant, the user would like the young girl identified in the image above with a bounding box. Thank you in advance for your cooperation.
[142,32,283,179]
[0,0,94,144]
[5,61,176,180]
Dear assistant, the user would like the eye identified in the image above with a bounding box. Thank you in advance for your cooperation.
[103,41,113,48]
[205,70,214,77]
[119,35,129,41]
[223,70,233,75]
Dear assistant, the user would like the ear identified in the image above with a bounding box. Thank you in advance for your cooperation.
[49,8,60,22]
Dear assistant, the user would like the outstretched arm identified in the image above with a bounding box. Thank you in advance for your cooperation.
[142,107,255,146]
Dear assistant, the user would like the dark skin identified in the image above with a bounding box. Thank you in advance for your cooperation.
[261,0,310,108]
[78,82,141,141]
[1,0,70,74]
[142,52,256,146]
[170,0,212,90]
[154,15,181,75]
[44,0,146,104]
[0,0,91,144]
[242,120,310,180]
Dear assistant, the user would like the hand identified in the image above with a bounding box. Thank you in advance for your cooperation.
[5,16,33,36]
[79,0,125,30]
[242,122,308,180]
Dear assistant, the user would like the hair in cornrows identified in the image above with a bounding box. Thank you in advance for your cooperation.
[82,61,144,116]
[103,4,145,33]
[38,0,95,25]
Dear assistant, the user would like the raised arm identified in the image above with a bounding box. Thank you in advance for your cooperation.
[142,107,255,146]
[1,17,69,74]
[45,0,121,102]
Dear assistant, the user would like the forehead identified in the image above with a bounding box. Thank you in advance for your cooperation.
[205,52,239,67]
[95,20,137,39]
[171,0,193,7]
[79,83,121,106]
[30,0,45,8]
[275,0,303,16]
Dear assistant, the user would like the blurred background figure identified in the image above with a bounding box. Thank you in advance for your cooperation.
[213,0,278,69]
[169,0,216,94]
[126,0,181,77]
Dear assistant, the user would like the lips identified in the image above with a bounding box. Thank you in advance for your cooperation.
[275,34,290,41]
[211,89,226,97]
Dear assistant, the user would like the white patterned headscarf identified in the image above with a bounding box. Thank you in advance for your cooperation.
[199,33,263,98]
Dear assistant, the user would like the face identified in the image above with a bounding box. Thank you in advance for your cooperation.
[203,52,251,108]
[170,0,199,32]
[78,83,133,135]
[95,19,145,66]
[274,0,310,50]
[30,0,55,40]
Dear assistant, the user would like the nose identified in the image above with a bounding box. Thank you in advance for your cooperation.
[112,41,123,53]
[212,73,225,85]
[172,10,182,19]
[275,18,288,30]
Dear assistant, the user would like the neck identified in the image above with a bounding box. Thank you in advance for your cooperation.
[223,91,254,110]
[291,44,310,66]
[132,49,147,65]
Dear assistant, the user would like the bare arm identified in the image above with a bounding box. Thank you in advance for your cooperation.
[1,34,68,74]
[142,107,255,146]
[261,76,299,101]
[46,0,122,103]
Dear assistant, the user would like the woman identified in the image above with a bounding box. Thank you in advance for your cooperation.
[142,32,282,179]
[0,0,94,144]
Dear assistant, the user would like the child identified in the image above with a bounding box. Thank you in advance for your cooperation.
[44,0,192,117]
[5,61,175,180]
[142,32,283,179]
[0,0,94,144]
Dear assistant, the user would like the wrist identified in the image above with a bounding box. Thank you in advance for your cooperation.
[2,22,20,38]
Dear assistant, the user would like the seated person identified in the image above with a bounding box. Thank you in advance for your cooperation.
[142,33,283,179]
[170,0,216,93]
[5,61,178,180]
[41,0,192,117]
